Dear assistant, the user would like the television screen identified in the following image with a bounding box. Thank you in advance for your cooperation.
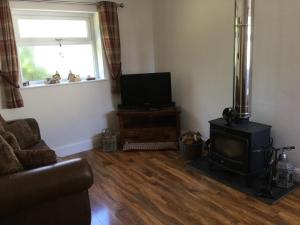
[120,72,173,108]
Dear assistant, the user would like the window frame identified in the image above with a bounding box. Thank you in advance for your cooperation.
[12,10,103,86]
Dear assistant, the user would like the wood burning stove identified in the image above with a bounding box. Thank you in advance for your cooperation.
[209,0,272,176]
[209,119,271,175]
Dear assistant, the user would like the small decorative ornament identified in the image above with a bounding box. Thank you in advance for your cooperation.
[68,71,81,82]
[52,71,61,83]
[100,129,117,152]
[44,78,51,84]
[49,79,58,84]
[44,77,58,85]
[44,71,61,85]
[68,70,76,82]
[23,81,30,87]
[75,75,81,82]
[276,147,295,189]
[86,75,96,81]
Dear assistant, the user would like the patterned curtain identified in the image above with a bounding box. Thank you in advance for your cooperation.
[0,0,24,108]
[98,1,122,93]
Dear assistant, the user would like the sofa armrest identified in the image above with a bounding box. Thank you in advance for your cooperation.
[7,118,41,140]
[0,158,93,217]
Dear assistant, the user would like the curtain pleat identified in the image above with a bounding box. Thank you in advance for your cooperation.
[0,0,24,108]
[98,1,122,93]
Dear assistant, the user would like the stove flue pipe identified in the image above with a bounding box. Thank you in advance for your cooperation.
[233,0,255,120]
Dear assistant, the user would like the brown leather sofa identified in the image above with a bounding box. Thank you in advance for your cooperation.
[0,118,94,225]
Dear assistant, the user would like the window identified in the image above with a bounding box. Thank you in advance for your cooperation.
[13,10,104,86]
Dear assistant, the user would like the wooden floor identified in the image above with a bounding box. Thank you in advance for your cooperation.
[73,150,300,225]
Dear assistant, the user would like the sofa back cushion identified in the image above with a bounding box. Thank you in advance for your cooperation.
[5,120,39,149]
[0,114,5,125]
[15,149,57,170]
[0,124,4,134]
[0,136,24,176]
[2,132,21,151]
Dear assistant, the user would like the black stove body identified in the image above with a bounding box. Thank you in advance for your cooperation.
[209,118,271,175]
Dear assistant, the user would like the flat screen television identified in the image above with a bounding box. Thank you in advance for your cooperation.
[120,72,174,109]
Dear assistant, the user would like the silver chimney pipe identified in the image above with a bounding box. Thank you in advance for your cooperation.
[233,0,255,119]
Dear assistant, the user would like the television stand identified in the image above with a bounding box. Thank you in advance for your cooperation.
[117,102,176,111]
[117,107,181,147]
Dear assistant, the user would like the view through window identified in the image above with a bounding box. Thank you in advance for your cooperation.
[13,11,103,85]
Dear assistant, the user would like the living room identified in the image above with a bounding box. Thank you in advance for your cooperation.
[0,0,300,225]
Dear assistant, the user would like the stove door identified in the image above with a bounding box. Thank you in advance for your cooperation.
[210,129,249,173]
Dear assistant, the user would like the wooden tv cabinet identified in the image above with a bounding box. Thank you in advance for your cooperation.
[117,107,180,145]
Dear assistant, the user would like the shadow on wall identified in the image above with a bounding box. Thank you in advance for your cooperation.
[180,110,202,132]
[106,109,120,133]
[92,109,120,151]
[110,88,121,129]
[181,107,223,141]
[89,80,121,150]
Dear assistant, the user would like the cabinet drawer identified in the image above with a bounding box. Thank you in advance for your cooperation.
[122,127,177,142]
[122,116,177,128]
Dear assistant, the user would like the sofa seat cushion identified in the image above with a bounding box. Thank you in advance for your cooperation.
[5,120,39,149]
[0,136,24,176]
[15,150,57,170]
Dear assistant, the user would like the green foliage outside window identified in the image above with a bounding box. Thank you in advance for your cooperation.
[19,48,49,81]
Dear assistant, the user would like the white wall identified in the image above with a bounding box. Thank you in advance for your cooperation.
[0,0,155,156]
[153,0,300,169]
[153,0,234,138]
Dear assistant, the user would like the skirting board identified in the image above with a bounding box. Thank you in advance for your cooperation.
[54,136,101,157]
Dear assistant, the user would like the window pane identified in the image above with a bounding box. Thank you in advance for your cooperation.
[18,19,88,38]
[20,45,95,81]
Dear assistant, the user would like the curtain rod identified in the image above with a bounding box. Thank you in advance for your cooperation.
[12,0,125,8]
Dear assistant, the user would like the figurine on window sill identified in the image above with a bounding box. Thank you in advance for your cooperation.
[68,70,76,82]
[44,71,61,85]
[52,71,61,83]
[68,70,81,82]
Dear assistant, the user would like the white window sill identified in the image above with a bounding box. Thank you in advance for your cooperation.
[21,78,108,89]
